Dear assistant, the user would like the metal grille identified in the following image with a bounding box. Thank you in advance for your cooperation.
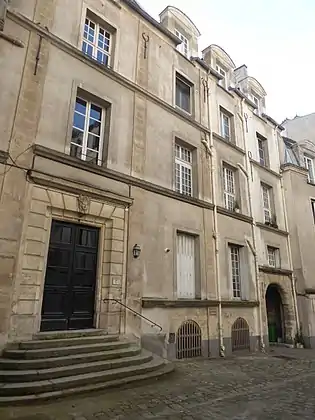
[176,320,202,359]
[232,317,250,351]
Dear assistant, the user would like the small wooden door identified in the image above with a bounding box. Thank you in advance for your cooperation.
[41,220,99,331]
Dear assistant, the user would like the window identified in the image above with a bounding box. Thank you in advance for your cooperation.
[304,155,315,183]
[175,29,189,57]
[175,144,192,196]
[267,246,280,268]
[71,97,104,165]
[223,166,235,211]
[82,17,112,66]
[311,200,315,222]
[177,233,196,298]
[257,135,268,167]
[261,184,272,223]
[216,63,227,89]
[251,92,261,114]
[230,245,241,298]
[176,73,192,114]
[220,110,231,141]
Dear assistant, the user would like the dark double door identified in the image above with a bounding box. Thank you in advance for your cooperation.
[41,220,99,332]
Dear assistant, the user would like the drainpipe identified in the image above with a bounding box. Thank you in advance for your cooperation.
[202,77,225,357]
[237,100,265,352]
[278,142,300,337]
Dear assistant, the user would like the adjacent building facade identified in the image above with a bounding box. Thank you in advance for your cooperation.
[0,0,298,358]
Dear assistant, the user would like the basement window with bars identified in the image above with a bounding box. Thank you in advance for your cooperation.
[82,16,112,67]
[71,96,105,165]
[175,144,193,196]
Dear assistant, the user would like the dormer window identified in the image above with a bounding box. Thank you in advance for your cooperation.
[251,92,262,114]
[175,29,189,57]
[216,62,228,89]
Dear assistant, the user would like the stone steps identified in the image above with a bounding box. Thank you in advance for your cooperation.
[0,330,174,404]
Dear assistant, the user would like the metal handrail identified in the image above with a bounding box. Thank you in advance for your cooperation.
[103,298,162,332]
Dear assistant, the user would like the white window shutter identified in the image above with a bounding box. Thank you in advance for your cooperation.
[177,234,195,298]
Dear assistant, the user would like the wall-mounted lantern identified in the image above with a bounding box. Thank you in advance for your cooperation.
[132,244,141,259]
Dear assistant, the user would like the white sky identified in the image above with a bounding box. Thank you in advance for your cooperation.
[143,0,315,122]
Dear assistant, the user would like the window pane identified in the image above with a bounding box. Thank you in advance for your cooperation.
[73,113,85,131]
[86,149,98,164]
[75,98,87,114]
[70,143,83,159]
[176,78,191,112]
[90,104,102,121]
[88,119,101,136]
[71,128,84,146]
[87,134,100,151]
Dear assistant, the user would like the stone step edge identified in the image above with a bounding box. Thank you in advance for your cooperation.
[0,351,153,381]
[18,335,120,350]
[4,341,136,359]
[33,329,108,340]
[0,347,141,369]
[0,361,174,406]
[0,356,167,394]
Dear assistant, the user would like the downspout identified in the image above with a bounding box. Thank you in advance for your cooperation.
[237,100,265,352]
[201,76,225,357]
[278,139,300,336]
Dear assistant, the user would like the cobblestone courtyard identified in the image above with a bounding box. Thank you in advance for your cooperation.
[2,350,315,420]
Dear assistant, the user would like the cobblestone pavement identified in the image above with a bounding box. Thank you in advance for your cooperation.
[2,351,315,420]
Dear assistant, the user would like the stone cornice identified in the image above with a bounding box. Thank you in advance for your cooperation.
[7,11,210,135]
[213,132,246,155]
[259,265,292,276]
[32,145,215,211]
[142,298,259,308]
[250,159,281,178]
[281,163,308,177]
[217,206,253,224]
[256,222,289,237]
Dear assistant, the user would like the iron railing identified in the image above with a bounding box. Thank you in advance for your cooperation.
[103,298,162,332]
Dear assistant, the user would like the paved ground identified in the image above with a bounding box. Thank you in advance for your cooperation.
[2,348,315,420]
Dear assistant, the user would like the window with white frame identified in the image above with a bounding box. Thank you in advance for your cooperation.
[175,29,189,57]
[82,17,112,66]
[176,232,196,298]
[257,135,268,167]
[261,184,272,223]
[220,110,231,141]
[175,144,193,196]
[216,63,227,89]
[304,155,315,183]
[71,97,105,165]
[251,92,261,114]
[229,244,241,298]
[223,166,235,211]
[175,73,192,114]
[267,246,280,268]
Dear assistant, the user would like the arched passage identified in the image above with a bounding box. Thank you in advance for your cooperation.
[176,320,202,359]
[266,284,284,343]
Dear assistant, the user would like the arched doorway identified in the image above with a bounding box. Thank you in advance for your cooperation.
[266,284,284,343]
[231,317,250,351]
[176,320,202,359]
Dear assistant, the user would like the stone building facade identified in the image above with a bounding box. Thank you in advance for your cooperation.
[280,115,315,347]
[0,0,298,357]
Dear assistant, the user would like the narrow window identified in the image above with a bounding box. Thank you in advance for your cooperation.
[71,97,104,165]
[175,144,192,196]
[251,92,261,114]
[304,155,315,183]
[216,63,227,89]
[82,17,112,66]
[177,233,196,298]
[176,73,192,114]
[175,29,189,57]
[223,166,235,211]
[261,184,272,224]
[311,200,315,222]
[221,111,231,141]
[229,245,241,298]
[267,246,280,268]
[257,134,268,167]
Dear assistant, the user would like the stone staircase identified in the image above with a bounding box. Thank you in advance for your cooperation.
[0,329,173,404]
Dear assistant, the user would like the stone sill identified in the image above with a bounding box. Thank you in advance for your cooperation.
[142,298,259,308]
[250,159,281,178]
[213,132,246,155]
[259,265,292,276]
[256,222,289,237]
[217,206,253,224]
